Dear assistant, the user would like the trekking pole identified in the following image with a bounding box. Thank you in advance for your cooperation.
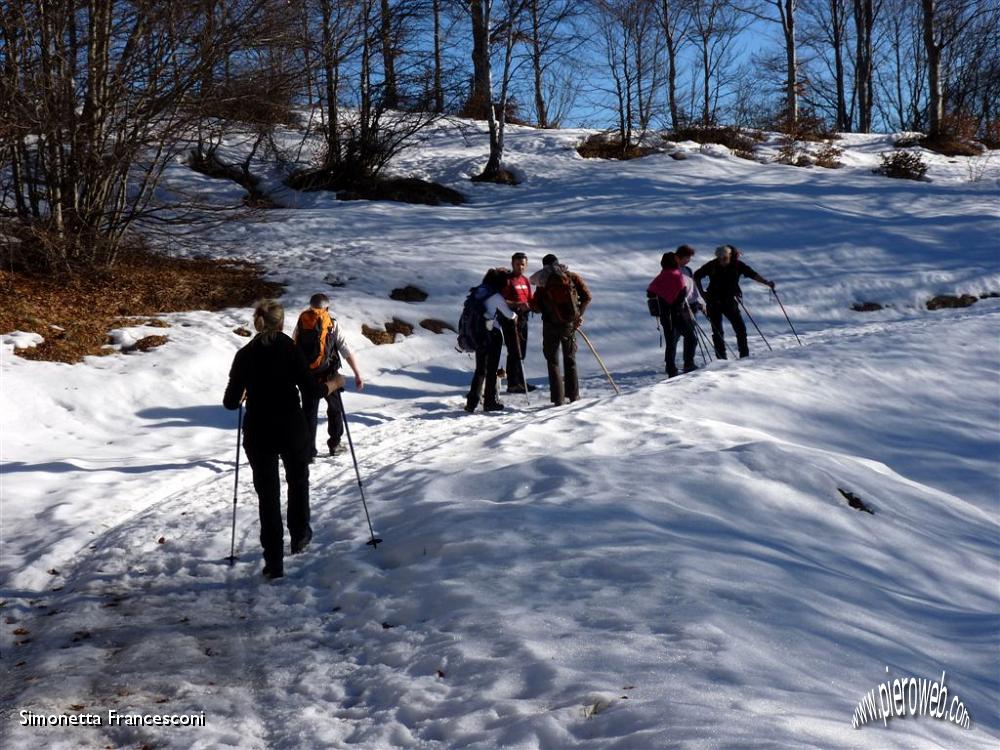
[336,390,382,549]
[227,402,243,566]
[512,318,531,406]
[655,298,663,348]
[771,288,802,346]
[578,328,621,396]
[503,318,530,406]
[737,297,772,352]
[685,302,712,366]
[693,318,713,363]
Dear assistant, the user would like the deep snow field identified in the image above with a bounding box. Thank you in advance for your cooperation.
[2,120,999,749]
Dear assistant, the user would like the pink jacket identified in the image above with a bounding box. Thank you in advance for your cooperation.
[647,269,686,305]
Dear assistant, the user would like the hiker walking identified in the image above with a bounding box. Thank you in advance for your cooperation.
[223,299,344,579]
[293,293,364,460]
[693,245,774,359]
[648,251,697,377]
[466,268,517,413]
[501,252,536,394]
[530,254,592,405]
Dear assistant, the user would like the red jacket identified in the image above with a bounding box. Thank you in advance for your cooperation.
[647,269,685,305]
[502,273,533,312]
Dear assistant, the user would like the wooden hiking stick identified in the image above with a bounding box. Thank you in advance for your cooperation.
[578,328,621,396]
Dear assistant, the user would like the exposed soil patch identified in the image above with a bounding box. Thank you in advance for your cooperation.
[385,318,414,336]
[926,294,978,310]
[838,487,874,514]
[361,318,416,345]
[390,285,428,302]
[420,318,455,334]
[361,324,394,345]
[287,170,465,206]
[0,250,282,363]
[577,134,659,160]
[470,168,522,185]
[122,335,169,354]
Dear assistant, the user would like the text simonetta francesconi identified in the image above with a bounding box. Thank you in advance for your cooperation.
[20,709,206,727]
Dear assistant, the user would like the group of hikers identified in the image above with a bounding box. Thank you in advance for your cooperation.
[223,245,776,578]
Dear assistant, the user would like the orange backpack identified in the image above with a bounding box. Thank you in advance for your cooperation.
[295,308,340,373]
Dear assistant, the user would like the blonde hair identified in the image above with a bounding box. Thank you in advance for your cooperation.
[253,299,285,344]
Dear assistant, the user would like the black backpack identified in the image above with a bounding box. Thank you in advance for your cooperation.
[456,285,492,352]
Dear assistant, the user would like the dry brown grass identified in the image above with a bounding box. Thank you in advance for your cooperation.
[0,249,282,363]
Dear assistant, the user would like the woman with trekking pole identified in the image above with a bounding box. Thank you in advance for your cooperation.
[223,299,343,580]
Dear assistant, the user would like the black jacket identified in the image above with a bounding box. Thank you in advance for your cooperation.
[693,259,758,302]
[223,332,326,455]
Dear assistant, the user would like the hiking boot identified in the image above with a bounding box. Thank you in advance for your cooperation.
[464,400,477,413]
[683,364,698,374]
[506,383,537,393]
[483,401,505,412]
[291,532,312,554]
[262,563,284,580]
[328,440,346,457]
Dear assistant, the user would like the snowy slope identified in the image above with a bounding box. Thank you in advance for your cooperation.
[2,121,998,749]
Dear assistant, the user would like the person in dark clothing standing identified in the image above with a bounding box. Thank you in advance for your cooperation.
[693,245,774,359]
[466,268,517,413]
[647,252,697,377]
[223,300,343,579]
[530,254,592,405]
[500,252,536,394]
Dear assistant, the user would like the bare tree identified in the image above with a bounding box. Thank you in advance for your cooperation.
[920,0,993,138]
[524,0,581,127]
[747,0,801,128]
[853,0,881,132]
[801,0,852,130]
[687,0,748,125]
[0,0,271,267]
[657,0,694,130]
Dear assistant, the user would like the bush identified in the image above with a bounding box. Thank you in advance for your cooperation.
[669,125,763,157]
[774,138,805,166]
[772,108,837,142]
[576,133,657,160]
[874,151,928,180]
[981,119,1000,149]
[815,142,844,169]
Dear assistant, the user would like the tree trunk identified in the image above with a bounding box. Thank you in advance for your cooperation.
[469,0,491,119]
[831,0,849,130]
[530,0,548,128]
[379,0,398,108]
[782,0,798,129]
[921,0,943,137]
[433,0,444,112]
[853,0,874,132]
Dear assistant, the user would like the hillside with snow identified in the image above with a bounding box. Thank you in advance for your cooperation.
[2,121,999,749]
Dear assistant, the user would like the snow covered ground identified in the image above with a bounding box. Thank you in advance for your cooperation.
[2,121,998,749]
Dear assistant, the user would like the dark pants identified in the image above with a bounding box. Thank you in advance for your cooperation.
[467,328,503,408]
[245,445,311,571]
[707,298,749,359]
[302,376,344,453]
[661,311,696,375]
[542,323,578,404]
[500,315,529,390]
